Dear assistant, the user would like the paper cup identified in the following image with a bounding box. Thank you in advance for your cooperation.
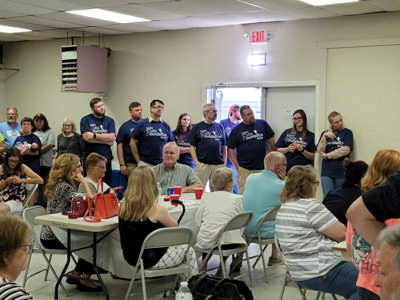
[194,188,204,200]
[169,194,180,206]
[173,186,182,195]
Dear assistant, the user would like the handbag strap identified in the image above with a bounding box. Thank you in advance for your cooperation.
[96,179,104,194]
[83,194,101,223]
[190,274,213,294]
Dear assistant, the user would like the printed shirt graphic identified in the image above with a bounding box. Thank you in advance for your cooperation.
[116,119,140,164]
[173,130,194,168]
[188,121,226,165]
[0,122,21,150]
[131,118,173,165]
[220,118,240,166]
[227,120,274,170]
[319,128,353,178]
[80,114,116,160]
[276,129,316,171]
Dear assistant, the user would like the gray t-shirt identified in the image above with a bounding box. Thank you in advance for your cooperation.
[34,129,55,167]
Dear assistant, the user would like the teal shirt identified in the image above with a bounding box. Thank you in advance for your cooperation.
[243,170,284,239]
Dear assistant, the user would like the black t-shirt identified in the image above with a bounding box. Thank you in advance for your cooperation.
[119,217,167,268]
[362,170,400,222]
[323,184,362,225]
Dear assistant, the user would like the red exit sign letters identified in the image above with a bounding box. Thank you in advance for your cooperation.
[251,30,265,43]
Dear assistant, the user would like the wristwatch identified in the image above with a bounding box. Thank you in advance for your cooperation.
[93,132,97,139]
[120,164,125,167]
[300,148,305,153]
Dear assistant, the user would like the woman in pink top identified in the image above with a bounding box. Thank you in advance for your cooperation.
[346,149,400,299]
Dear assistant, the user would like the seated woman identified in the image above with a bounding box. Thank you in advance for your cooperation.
[0,147,43,213]
[78,153,112,196]
[346,149,400,300]
[119,166,198,281]
[195,167,245,276]
[276,165,358,300]
[0,213,34,299]
[323,158,368,225]
[40,153,103,292]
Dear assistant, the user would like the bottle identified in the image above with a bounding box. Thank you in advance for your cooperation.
[157,182,162,203]
[175,282,192,300]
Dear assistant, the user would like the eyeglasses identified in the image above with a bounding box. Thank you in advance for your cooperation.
[208,110,217,113]
[293,117,303,121]
[21,244,33,255]
[63,124,72,127]
[152,105,164,110]
[8,159,19,164]
[163,151,177,156]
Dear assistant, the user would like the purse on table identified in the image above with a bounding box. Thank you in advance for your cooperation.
[62,193,88,219]
[188,274,253,300]
[84,179,122,223]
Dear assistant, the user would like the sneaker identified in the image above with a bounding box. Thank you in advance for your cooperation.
[268,257,282,266]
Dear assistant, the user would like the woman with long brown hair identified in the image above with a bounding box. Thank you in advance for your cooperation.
[346,149,400,300]
[276,109,316,172]
[173,113,194,169]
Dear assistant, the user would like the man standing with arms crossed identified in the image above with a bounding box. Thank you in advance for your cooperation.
[227,105,275,194]
[80,98,116,185]
[116,101,142,176]
[189,103,227,190]
[130,99,174,166]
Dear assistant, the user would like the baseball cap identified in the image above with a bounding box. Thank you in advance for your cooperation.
[229,104,240,115]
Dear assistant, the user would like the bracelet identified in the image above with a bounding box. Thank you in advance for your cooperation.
[300,148,305,153]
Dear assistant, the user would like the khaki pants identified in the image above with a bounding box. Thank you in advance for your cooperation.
[195,162,225,189]
[126,163,137,175]
[238,166,262,195]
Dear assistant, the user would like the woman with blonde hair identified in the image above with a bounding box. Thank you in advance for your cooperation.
[317,111,353,197]
[119,166,197,279]
[276,165,358,299]
[346,149,400,300]
[0,213,34,299]
[40,154,103,292]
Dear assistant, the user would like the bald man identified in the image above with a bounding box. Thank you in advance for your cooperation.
[242,151,286,267]
[154,142,203,195]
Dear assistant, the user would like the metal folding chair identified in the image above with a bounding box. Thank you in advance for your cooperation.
[194,211,253,285]
[124,227,194,300]
[22,206,75,296]
[246,206,280,282]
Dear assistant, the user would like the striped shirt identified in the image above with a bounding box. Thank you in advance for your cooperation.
[0,278,34,300]
[276,198,341,281]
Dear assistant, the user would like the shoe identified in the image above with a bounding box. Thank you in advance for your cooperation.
[268,257,282,266]
[66,277,79,285]
[229,257,242,275]
[76,282,102,292]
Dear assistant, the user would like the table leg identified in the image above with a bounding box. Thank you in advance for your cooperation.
[54,228,72,299]
[92,232,109,300]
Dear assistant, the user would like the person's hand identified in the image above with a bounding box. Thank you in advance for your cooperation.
[294,143,303,152]
[320,152,328,159]
[82,132,92,142]
[13,176,23,184]
[30,143,38,151]
[324,131,335,139]
[288,144,296,153]
[277,168,286,180]
[5,176,16,184]
[74,173,86,184]
[120,165,128,175]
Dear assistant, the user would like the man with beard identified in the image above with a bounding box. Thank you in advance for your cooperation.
[80,97,116,184]
[227,105,275,194]
[0,107,21,151]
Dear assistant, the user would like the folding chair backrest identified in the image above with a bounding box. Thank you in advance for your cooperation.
[222,211,253,233]
[23,206,47,245]
[144,227,194,249]
[274,235,284,259]
[22,184,39,209]
[253,206,280,235]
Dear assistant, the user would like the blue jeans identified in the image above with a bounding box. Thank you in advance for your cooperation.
[321,176,345,198]
[297,262,358,300]
[357,287,379,300]
[226,162,238,194]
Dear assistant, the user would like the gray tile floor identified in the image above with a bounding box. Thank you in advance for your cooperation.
[17,244,336,300]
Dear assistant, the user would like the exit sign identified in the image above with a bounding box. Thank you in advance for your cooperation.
[251,30,266,43]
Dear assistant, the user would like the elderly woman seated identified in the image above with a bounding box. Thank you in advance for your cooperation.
[0,213,34,299]
[276,165,358,299]
[195,167,245,277]
[78,153,113,196]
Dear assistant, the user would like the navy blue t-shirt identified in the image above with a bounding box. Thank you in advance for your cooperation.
[131,118,173,165]
[173,130,194,169]
[319,128,353,178]
[80,114,115,161]
[227,120,274,170]
[188,121,226,165]
[276,129,316,171]
[116,120,140,165]
[220,118,240,166]
[14,134,42,174]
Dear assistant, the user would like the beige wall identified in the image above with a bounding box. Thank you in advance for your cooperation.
[2,11,400,169]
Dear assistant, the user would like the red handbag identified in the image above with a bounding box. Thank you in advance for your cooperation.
[62,194,88,219]
[84,180,122,223]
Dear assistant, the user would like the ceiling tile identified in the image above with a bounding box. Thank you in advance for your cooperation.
[11,0,89,11]
[0,0,56,14]
[110,4,185,20]
[0,19,51,30]
[323,2,385,15]
[368,0,400,11]
[74,26,130,35]
[10,16,82,28]
[37,12,119,26]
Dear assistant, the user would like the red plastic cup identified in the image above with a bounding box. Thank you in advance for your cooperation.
[173,186,182,195]
[194,188,204,200]
[169,194,180,207]
[163,196,170,202]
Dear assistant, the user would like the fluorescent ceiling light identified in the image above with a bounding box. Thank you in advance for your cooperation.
[67,9,150,23]
[0,25,31,34]
[298,0,359,6]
